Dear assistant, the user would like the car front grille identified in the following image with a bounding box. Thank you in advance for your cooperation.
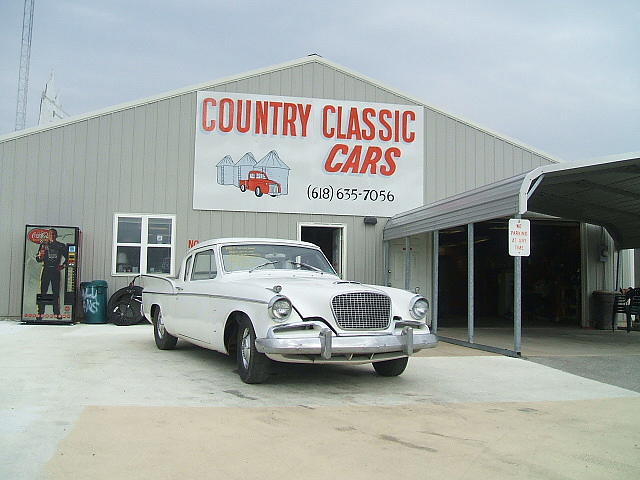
[331,292,391,330]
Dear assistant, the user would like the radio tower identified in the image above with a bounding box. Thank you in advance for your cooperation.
[15,0,35,131]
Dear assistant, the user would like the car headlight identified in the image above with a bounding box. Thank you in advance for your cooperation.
[268,296,292,322]
[409,296,429,320]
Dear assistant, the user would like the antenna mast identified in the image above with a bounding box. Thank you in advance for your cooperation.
[15,0,35,131]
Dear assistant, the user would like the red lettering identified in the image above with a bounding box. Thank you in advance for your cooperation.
[341,145,362,173]
[378,109,392,141]
[361,108,376,140]
[394,110,400,142]
[218,98,234,133]
[270,101,283,135]
[283,103,297,136]
[347,107,362,140]
[336,106,347,140]
[402,111,415,143]
[255,101,268,134]
[237,100,251,133]
[298,103,311,137]
[359,146,383,174]
[201,98,216,131]
[322,105,336,138]
[325,144,401,176]
[381,147,399,176]
[324,143,348,172]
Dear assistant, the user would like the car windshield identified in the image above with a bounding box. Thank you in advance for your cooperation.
[221,244,336,274]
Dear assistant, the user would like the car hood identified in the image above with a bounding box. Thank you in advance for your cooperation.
[225,272,389,320]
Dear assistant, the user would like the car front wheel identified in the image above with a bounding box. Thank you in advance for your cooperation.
[372,357,408,377]
[153,308,177,350]
[255,186,263,197]
[237,317,270,384]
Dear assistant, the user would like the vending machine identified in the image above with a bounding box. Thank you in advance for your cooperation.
[21,225,81,323]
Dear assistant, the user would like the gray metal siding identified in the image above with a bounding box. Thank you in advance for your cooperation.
[0,59,555,317]
[423,109,554,205]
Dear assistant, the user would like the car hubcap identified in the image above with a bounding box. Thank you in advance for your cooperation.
[241,328,251,369]
[157,312,165,337]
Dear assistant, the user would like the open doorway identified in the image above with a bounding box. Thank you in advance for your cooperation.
[437,219,581,328]
[298,224,345,278]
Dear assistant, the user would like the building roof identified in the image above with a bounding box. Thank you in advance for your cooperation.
[0,55,561,163]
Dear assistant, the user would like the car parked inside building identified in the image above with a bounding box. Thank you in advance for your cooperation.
[138,238,437,383]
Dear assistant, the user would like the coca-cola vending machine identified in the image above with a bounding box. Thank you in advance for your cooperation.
[21,225,81,323]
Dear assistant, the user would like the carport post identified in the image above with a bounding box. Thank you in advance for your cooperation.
[514,217,522,355]
[468,223,474,343]
[432,230,439,333]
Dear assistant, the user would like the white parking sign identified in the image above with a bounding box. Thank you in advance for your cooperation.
[509,219,530,256]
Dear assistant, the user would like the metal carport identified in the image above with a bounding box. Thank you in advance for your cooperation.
[384,152,640,355]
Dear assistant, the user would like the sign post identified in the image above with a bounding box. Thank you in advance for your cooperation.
[508,217,529,356]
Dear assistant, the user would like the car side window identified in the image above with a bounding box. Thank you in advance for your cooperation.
[183,255,192,281]
[191,250,217,280]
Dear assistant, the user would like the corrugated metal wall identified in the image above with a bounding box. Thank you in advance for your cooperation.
[0,58,556,317]
[580,223,634,327]
[423,110,552,204]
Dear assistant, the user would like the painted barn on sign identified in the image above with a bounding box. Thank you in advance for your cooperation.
[216,155,234,185]
[255,150,290,194]
[233,152,257,187]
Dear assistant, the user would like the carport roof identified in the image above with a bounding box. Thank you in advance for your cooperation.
[384,152,640,249]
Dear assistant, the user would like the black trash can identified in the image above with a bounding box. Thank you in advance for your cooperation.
[81,280,108,324]
[591,290,615,330]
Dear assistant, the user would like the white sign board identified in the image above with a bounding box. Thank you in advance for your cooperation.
[509,219,530,256]
[193,92,424,216]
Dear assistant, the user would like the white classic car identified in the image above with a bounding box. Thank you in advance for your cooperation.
[138,238,437,383]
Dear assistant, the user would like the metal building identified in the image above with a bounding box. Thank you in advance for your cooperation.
[0,55,625,328]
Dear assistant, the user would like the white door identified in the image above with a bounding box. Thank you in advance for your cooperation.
[179,249,219,343]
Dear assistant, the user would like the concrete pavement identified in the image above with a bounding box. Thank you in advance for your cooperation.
[1,321,639,479]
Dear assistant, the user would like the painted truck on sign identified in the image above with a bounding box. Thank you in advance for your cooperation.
[216,150,290,197]
[239,170,282,197]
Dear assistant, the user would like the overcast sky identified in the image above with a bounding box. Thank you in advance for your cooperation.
[1,0,637,161]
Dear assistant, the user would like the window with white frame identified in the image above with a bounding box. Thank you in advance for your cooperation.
[112,214,176,276]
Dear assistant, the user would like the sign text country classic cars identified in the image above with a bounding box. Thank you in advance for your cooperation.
[193,92,424,216]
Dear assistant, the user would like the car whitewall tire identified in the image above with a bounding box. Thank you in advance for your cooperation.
[153,308,178,350]
[236,316,270,384]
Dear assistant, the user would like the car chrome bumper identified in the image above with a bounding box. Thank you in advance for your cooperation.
[255,321,437,360]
